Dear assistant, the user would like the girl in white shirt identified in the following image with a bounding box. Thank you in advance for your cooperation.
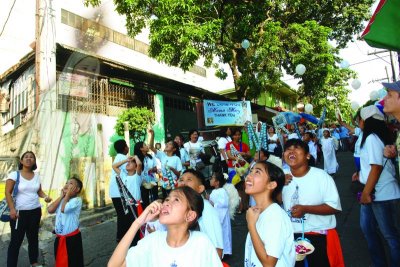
[209,171,232,256]
[108,186,222,267]
[244,161,295,267]
[148,129,183,197]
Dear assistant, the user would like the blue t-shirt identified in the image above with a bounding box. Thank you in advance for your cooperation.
[339,127,349,139]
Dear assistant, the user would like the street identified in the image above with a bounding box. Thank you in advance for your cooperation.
[0,151,373,266]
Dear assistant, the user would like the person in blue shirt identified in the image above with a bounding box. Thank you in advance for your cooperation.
[339,125,350,151]
[47,177,84,267]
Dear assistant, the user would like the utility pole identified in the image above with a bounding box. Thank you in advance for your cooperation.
[368,50,397,82]
[389,51,396,82]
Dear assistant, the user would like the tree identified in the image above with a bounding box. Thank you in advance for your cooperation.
[114,107,155,143]
[86,0,373,120]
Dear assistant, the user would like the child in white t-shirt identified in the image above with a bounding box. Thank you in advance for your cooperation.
[209,171,233,256]
[107,187,222,267]
[244,161,295,267]
[113,155,143,246]
[47,177,84,267]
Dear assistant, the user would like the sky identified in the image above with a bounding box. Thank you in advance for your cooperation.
[1,0,398,106]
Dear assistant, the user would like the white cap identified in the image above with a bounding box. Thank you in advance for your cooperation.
[360,105,384,121]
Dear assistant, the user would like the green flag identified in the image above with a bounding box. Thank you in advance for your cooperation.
[361,0,400,51]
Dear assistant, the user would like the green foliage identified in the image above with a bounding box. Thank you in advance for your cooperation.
[114,107,155,143]
[86,0,374,122]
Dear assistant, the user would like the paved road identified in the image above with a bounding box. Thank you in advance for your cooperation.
[0,152,374,266]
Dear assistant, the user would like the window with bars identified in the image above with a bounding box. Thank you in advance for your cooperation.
[56,74,154,115]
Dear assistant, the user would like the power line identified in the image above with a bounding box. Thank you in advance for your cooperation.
[0,0,17,37]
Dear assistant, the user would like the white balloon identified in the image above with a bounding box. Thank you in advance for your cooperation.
[351,79,361,90]
[350,101,359,111]
[304,103,313,113]
[378,88,387,98]
[340,60,350,69]
[150,14,158,20]
[370,90,379,100]
[295,64,306,75]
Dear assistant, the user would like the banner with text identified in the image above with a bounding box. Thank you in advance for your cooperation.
[203,100,252,126]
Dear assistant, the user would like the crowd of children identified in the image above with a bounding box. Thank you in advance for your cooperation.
[7,81,400,267]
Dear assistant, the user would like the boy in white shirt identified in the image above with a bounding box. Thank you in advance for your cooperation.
[47,177,84,267]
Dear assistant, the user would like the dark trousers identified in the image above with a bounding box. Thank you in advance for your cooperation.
[111,198,140,246]
[140,186,159,209]
[294,233,330,267]
[7,207,41,267]
[54,231,84,267]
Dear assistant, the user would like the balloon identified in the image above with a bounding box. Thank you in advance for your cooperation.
[304,104,313,113]
[241,39,250,49]
[350,101,359,111]
[295,64,306,75]
[150,14,158,20]
[378,88,387,98]
[340,60,350,69]
[351,79,361,90]
[370,90,379,100]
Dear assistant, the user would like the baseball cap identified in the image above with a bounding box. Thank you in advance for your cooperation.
[382,80,400,92]
[360,105,384,121]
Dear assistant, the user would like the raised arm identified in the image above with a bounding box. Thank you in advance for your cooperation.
[113,158,130,175]
[47,190,65,214]
[148,129,157,154]
[133,155,143,175]
[107,201,162,267]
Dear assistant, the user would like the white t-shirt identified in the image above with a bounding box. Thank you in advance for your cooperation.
[244,203,295,267]
[184,141,204,160]
[7,171,41,210]
[126,231,222,267]
[307,141,317,161]
[142,156,157,183]
[121,172,142,201]
[359,134,400,201]
[353,130,363,158]
[55,197,82,235]
[267,133,278,153]
[155,151,183,181]
[109,153,128,198]
[282,167,341,233]
[179,147,190,170]
[210,188,232,255]
[217,137,232,161]
[287,133,299,140]
[199,199,224,250]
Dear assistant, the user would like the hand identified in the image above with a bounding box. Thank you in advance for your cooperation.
[285,174,293,185]
[44,196,52,203]
[384,145,397,158]
[291,205,305,218]
[65,186,77,198]
[246,206,261,228]
[351,172,359,182]
[136,201,162,226]
[10,208,18,220]
[360,191,372,204]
